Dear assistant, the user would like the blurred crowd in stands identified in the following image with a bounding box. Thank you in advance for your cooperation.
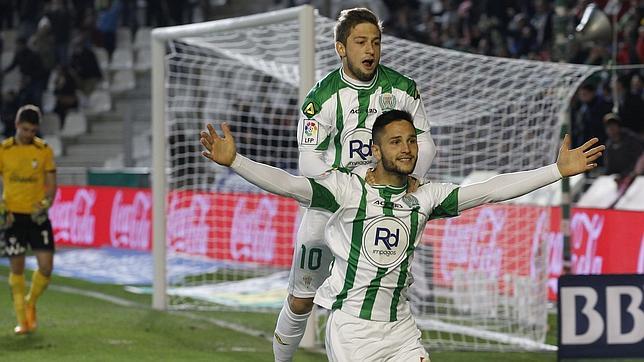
[0,0,212,139]
[0,0,642,184]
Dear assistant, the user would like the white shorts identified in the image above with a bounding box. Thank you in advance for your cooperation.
[287,207,334,298]
[325,309,430,362]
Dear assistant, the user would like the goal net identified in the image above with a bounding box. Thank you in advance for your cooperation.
[151,6,600,351]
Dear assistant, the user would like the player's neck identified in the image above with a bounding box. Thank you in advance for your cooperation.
[14,136,33,145]
[371,166,407,187]
[340,66,375,87]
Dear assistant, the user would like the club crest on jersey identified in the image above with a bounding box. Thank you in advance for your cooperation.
[379,92,396,111]
[302,120,319,145]
[402,194,419,209]
[32,158,38,169]
[362,216,410,268]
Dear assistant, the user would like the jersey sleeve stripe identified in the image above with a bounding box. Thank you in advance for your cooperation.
[429,188,460,220]
[315,134,331,151]
[332,177,367,310]
[308,179,340,213]
[332,92,344,168]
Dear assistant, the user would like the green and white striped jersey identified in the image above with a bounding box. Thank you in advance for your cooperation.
[297,65,429,170]
[309,167,459,322]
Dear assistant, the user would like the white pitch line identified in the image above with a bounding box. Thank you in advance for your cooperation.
[0,275,272,343]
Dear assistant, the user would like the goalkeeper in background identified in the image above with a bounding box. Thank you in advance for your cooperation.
[0,104,57,335]
[273,7,437,361]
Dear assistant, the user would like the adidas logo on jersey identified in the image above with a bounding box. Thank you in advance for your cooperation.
[349,108,377,114]
[373,199,404,209]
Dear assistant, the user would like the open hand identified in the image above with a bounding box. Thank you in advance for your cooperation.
[200,122,237,166]
[556,134,605,177]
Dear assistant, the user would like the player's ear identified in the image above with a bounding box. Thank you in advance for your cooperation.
[335,41,345,58]
[372,143,382,162]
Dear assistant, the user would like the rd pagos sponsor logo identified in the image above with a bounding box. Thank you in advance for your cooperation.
[362,216,410,268]
[342,128,373,168]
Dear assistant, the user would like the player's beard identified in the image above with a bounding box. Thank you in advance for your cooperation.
[381,154,416,177]
[347,58,376,82]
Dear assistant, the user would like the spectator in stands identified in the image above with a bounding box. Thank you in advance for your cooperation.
[508,13,537,58]
[69,37,103,95]
[43,0,73,65]
[602,113,643,182]
[1,91,20,138]
[96,0,123,60]
[0,0,15,30]
[52,65,79,128]
[16,0,44,39]
[3,37,48,107]
[637,21,644,63]
[168,122,198,188]
[28,17,56,79]
[531,0,553,54]
[0,34,3,99]
[268,107,298,171]
[618,73,644,136]
[572,82,613,148]
[145,0,168,27]
[121,0,139,39]
[230,101,264,161]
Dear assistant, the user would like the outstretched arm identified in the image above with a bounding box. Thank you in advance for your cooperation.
[200,123,313,204]
[458,135,604,211]
[299,150,332,177]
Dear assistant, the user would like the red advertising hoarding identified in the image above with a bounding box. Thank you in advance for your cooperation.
[50,186,299,267]
[50,186,643,298]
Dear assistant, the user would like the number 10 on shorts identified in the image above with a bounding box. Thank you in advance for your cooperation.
[299,245,322,270]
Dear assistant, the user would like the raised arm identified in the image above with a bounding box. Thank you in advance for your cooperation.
[413,131,436,179]
[200,123,313,204]
[458,135,604,211]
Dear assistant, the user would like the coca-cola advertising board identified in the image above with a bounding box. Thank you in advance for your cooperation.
[50,186,152,250]
[50,186,643,298]
[50,186,299,267]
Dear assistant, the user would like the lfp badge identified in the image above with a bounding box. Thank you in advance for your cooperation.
[302,120,319,145]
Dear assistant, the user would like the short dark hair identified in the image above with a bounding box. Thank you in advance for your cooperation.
[334,8,382,44]
[15,104,42,125]
[372,110,414,144]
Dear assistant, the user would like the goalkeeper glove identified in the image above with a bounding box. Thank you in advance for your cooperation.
[0,201,14,230]
[31,198,52,225]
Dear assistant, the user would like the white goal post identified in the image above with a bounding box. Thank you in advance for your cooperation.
[151,5,601,351]
[151,5,316,310]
